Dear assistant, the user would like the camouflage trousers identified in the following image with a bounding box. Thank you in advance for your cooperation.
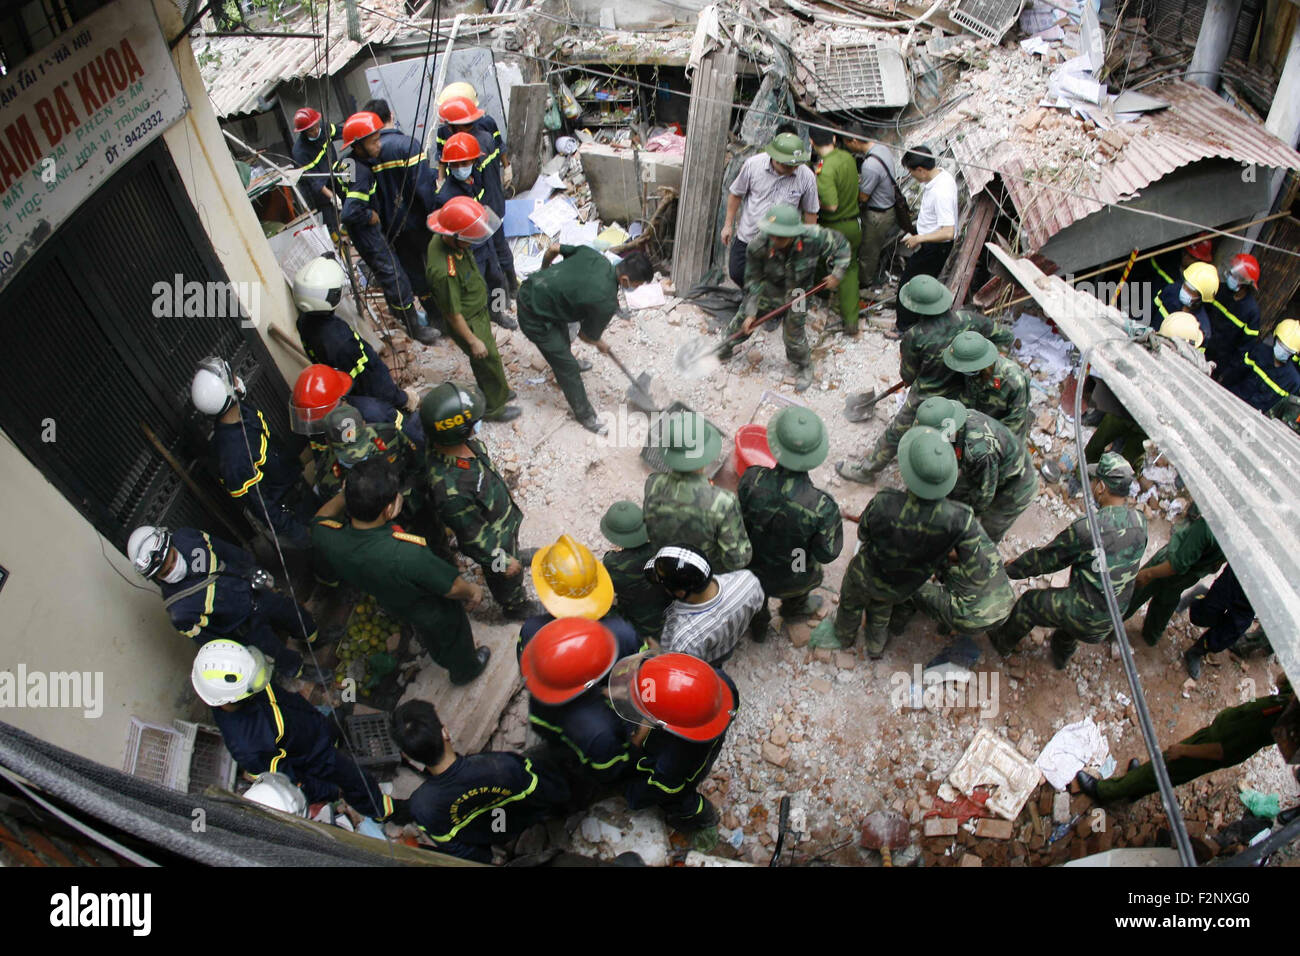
[751,565,823,635]
[989,585,1112,665]
[913,579,1014,635]
[978,465,1040,543]
[724,298,812,368]
[860,386,925,472]
[834,551,917,654]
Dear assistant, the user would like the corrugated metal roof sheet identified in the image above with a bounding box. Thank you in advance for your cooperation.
[195,0,412,118]
[999,81,1300,251]
[987,244,1300,687]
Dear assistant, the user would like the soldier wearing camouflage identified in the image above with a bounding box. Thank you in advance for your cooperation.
[915,397,1038,542]
[599,501,670,641]
[944,331,1033,442]
[737,406,843,640]
[833,428,984,656]
[643,411,752,572]
[912,524,1015,635]
[989,452,1148,668]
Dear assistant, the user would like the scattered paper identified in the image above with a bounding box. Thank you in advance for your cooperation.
[625,282,667,310]
[597,224,630,247]
[1012,313,1075,383]
[528,196,580,236]
[504,199,542,238]
[1036,717,1111,790]
[558,220,599,246]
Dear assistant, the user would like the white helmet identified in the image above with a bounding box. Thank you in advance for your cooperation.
[191,640,272,706]
[191,356,246,416]
[127,525,172,579]
[243,772,307,816]
[293,256,346,313]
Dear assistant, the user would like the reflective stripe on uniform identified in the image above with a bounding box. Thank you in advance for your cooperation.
[265,684,288,773]
[527,714,630,770]
[1152,260,1174,285]
[1244,353,1290,397]
[372,152,427,173]
[345,182,377,202]
[423,757,540,843]
[347,328,369,379]
[476,147,500,173]
[180,533,221,638]
[1210,298,1257,336]
[227,410,270,497]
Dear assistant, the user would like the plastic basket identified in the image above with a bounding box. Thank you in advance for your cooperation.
[640,401,728,480]
[345,712,402,776]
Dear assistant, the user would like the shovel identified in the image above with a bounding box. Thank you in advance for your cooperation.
[860,809,910,867]
[673,278,832,379]
[843,380,906,422]
[605,347,659,414]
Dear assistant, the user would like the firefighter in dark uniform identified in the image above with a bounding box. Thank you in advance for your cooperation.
[599,500,670,643]
[193,639,395,822]
[431,131,514,329]
[311,458,490,684]
[1227,319,1300,413]
[436,94,516,295]
[290,107,340,237]
[1206,253,1262,382]
[609,651,739,834]
[127,525,319,679]
[421,382,543,620]
[392,699,571,863]
[290,363,424,461]
[343,110,442,344]
[433,82,504,174]
[1153,261,1218,347]
[191,356,316,549]
[519,616,641,787]
[292,254,415,411]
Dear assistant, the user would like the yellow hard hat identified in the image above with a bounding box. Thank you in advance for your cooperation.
[438,81,478,106]
[1182,261,1219,303]
[1276,318,1300,354]
[531,534,614,620]
[1157,310,1204,348]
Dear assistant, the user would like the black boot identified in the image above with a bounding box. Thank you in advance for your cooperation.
[404,309,441,345]
[1076,770,1101,800]
[450,646,491,685]
[1184,638,1208,679]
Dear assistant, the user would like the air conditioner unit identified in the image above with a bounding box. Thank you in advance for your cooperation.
[951,0,1026,43]
[813,40,911,111]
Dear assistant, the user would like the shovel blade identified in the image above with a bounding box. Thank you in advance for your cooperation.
[625,383,658,414]
[674,336,725,379]
[843,390,878,422]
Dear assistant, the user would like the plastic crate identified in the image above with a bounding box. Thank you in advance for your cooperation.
[174,720,237,794]
[640,401,728,480]
[123,718,184,790]
[345,712,402,777]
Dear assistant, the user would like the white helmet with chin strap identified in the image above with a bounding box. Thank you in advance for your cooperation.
[191,356,246,416]
[127,525,174,580]
[192,640,272,706]
[243,772,308,816]
[293,256,346,313]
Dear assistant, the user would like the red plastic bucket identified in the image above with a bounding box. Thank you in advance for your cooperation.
[734,423,776,476]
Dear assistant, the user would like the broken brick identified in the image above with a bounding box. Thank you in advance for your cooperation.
[924,817,958,838]
[762,741,791,768]
[975,818,1014,840]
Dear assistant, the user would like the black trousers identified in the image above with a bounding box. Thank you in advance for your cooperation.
[895,241,953,332]
[728,238,750,289]
[1190,567,1254,652]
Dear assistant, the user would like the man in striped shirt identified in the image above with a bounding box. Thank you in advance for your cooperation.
[651,546,764,666]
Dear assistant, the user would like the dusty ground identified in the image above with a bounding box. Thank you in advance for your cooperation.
[371,273,1296,867]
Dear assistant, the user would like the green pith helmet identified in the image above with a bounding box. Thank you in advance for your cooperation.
[898,426,959,499]
[600,500,649,548]
[943,330,999,373]
[658,410,723,472]
[324,403,380,466]
[915,396,968,437]
[758,203,807,239]
[898,275,955,316]
[766,131,811,165]
[766,406,829,471]
[1088,451,1136,494]
[420,381,485,446]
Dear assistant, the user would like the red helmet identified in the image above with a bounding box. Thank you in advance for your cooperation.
[341,111,383,148]
[1186,238,1214,263]
[1229,253,1260,285]
[438,95,484,125]
[427,196,501,243]
[442,131,482,165]
[293,107,322,132]
[607,652,735,742]
[520,618,619,705]
[290,364,353,435]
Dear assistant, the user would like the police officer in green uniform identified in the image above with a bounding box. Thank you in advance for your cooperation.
[421,381,543,620]
[425,198,521,423]
[599,500,670,642]
[518,244,655,434]
[642,411,752,573]
[827,426,985,657]
[1078,683,1294,803]
[718,203,851,392]
[915,397,1038,543]
[1124,506,1224,646]
[737,406,843,641]
[810,127,862,333]
[989,452,1148,669]
[311,458,490,684]
[838,276,1012,483]
[943,330,1032,442]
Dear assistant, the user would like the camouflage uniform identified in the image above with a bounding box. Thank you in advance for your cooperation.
[861,310,1013,471]
[602,542,670,641]
[642,471,753,572]
[722,226,851,367]
[949,409,1039,542]
[963,354,1032,442]
[834,488,982,654]
[912,525,1015,634]
[426,436,530,614]
[737,464,844,633]
[1124,514,1223,645]
[989,505,1148,666]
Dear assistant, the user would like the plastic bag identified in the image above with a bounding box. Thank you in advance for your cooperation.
[807,617,842,649]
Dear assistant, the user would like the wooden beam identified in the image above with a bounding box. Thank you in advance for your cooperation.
[507,83,549,194]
